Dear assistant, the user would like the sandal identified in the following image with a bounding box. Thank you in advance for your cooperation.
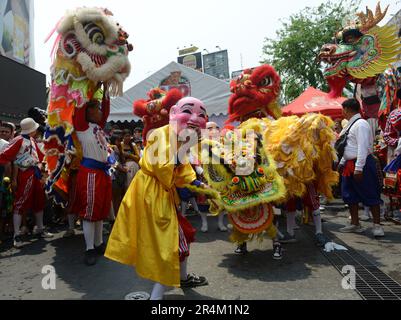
[180,273,209,288]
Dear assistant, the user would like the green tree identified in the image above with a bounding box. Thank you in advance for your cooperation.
[262,0,360,104]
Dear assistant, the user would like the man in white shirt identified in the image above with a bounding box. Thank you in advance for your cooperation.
[338,99,384,237]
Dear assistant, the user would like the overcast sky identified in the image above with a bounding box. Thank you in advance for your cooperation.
[33,0,400,90]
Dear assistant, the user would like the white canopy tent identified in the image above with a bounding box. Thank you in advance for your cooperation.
[109,61,230,127]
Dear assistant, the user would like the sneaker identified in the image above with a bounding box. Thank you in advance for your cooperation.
[339,224,366,233]
[218,224,228,232]
[33,228,54,239]
[315,233,330,247]
[359,214,370,222]
[372,224,385,237]
[234,242,248,254]
[94,243,107,255]
[84,249,97,266]
[180,273,208,288]
[279,231,297,243]
[272,242,283,260]
[63,229,76,238]
[13,235,23,248]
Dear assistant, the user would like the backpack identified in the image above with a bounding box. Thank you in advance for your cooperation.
[334,118,362,160]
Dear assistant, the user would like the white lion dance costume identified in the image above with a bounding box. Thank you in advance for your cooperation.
[43,7,132,265]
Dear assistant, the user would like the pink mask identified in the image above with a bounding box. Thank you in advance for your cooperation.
[169,97,208,136]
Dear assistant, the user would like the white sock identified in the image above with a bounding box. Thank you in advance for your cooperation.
[35,211,44,231]
[94,221,103,247]
[13,214,22,237]
[180,258,188,281]
[150,282,166,300]
[189,197,200,212]
[200,212,208,230]
[67,214,76,230]
[218,213,225,228]
[286,211,296,236]
[312,209,322,234]
[83,220,95,251]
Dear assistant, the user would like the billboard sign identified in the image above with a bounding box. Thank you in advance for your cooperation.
[160,71,191,97]
[177,52,203,72]
[0,0,34,67]
[178,46,198,56]
[203,50,229,80]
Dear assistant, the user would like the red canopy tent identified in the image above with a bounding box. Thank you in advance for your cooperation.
[282,87,346,120]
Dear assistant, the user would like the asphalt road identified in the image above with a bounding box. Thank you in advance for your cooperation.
[0,202,400,300]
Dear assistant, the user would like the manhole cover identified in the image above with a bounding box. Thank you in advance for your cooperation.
[125,291,150,300]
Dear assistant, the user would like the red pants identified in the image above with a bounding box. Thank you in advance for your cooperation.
[285,183,320,212]
[72,165,112,222]
[14,168,45,215]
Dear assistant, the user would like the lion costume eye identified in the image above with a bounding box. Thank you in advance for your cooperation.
[259,77,272,87]
[84,23,105,45]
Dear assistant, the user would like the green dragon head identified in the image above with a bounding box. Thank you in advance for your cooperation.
[318,3,401,97]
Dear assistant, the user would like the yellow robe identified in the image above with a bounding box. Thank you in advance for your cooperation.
[105,125,196,287]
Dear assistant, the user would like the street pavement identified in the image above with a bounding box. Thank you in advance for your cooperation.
[0,201,400,300]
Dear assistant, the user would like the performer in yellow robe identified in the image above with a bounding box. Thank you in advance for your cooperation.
[105,97,209,300]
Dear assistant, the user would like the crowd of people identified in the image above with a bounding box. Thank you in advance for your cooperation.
[0,95,400,300]
[0,113,227,264]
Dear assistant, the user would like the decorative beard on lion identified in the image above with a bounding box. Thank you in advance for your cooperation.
[201,128,286,240]
[44,7,132,205]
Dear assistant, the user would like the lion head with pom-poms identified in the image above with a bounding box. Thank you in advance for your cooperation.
[226,64,281,125]
[44,7,132,205]
[133,87,183,144]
